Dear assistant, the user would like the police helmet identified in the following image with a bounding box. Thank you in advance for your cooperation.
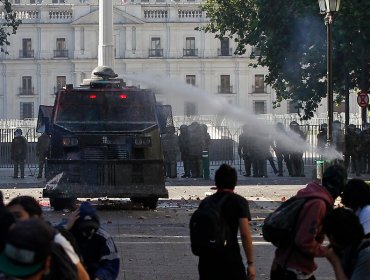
[347,124,356,130]
[14,128,22,136]
[180,124,188,131]
[320,123,328,131]
[289,121,299,127]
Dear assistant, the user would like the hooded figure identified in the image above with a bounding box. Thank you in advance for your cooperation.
[270,164,347,280]
[70,202,120,280]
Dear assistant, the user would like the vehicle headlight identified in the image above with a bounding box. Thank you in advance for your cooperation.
[142,137,151,146]
[134,137,151,147]
[63,137,79,147]
[134,138,143,146]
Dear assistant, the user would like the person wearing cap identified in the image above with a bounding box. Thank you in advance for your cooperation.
[65,202,120,280]
[6,195,89,280]
[270,164,348,280]
[10,128,28,179]
[0,219,54,280]
[197,164,255,280]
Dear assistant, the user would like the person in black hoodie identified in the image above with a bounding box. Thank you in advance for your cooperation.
[66,202,120,280]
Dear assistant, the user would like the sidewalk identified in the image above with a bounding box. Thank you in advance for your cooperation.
[0,167,45,188]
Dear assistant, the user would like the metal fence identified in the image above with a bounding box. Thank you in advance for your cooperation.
[0,115,352,169]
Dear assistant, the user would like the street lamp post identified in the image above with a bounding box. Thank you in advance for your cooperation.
[318,0,340,147]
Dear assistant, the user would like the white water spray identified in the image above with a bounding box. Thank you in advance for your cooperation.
[123,73,342,161]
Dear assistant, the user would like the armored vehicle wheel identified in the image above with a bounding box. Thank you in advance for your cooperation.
[131,197,158,209]
[50,197,77,211]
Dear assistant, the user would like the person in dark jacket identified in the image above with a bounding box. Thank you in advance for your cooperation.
[66,202,120,280]
[344,124,361,176]
[10,128,27,178]
[36,132,50,178]
[270,164,347,280]
[238,125,252,177]
[178,124,191,178]
[197,164,255,280]
[161,126,179,178]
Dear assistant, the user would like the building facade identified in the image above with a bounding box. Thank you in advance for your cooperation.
[0,0,360,120]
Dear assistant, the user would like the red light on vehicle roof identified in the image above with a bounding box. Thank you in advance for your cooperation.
[89,94,97,99]
[120,94,127,99]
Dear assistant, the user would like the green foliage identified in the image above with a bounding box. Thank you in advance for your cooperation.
[199,0,370,120]
[0,0,21,54]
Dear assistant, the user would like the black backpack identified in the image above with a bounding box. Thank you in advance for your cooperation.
[262,196,307,248]
[189,193,231,256]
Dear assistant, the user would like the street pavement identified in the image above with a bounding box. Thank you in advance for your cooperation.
[0,166,369,280]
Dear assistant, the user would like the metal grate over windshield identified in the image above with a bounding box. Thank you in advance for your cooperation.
[55,90,157,123]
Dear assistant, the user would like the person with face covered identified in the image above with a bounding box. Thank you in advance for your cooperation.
[6,195,89,280]
[65,202,120,280]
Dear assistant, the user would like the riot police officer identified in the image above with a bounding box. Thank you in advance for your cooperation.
[238,125,252,177]
[11,129,27,179]
[360,123,370,173]
[161,126,179,178]
[317,123,328,155]
[344,124,360,176]
[187,122,203,178]
[36,132,50,178]
[289,121,306,177]
[273,122,290,176]
[332,120,345,156]
[178,125,191,178]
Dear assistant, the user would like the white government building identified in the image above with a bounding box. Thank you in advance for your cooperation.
[0,0,360,120]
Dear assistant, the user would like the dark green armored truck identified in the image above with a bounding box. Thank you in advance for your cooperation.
[38,66,173,210]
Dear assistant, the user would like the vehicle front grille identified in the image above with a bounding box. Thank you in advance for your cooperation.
[82,145,129,160]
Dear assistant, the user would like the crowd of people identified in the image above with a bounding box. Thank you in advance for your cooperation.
[0,196,120,280]
[10,129,50,179]
[317,121,370,177]
[161,122,210,179]
[238,121,306,178]
[193,163,370,280]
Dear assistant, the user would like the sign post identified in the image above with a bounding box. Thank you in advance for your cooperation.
[357,91,369,108]
[358,91,369,126]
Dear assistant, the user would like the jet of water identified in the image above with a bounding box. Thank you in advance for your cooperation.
[123,73,342,160]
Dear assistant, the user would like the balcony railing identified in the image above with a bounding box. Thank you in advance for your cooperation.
[217,48,232,56]
[148,48,163,57]
[251,85,266,93]
[19,87,34,95]
[19,50,34,58]
[53,49,68,58]
[218,85,234,94]
[183,48,198,57]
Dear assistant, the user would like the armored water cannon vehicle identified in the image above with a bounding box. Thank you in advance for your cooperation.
[37,66,173,210]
